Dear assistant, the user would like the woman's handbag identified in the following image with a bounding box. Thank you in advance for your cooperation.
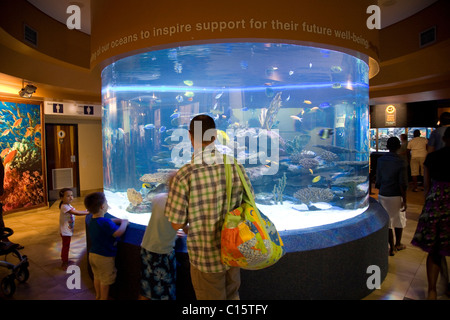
[221,156,285,270]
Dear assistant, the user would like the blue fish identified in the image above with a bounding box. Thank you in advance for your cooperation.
[241,107,248,111]
[175,95,183,103]
[144,124,155,130]
[170,112,180,119]
[265,87,274,98]
[240,60,248,69]
[319,102,331,109]
[159,126,166,133]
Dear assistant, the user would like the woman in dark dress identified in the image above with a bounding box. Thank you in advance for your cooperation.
[411,127,450,299]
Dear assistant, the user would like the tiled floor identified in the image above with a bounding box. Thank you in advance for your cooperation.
[364,186,450,300]
[1,198,95,300]
[1,190,449,300]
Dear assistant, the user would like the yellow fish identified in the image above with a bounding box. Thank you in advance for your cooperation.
[142,183,151,189]
[309,169,314,175]
[303,100,312,104]
[183,80,194,86]
[312,175,321,183]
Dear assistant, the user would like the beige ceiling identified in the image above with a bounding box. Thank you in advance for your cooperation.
[3,0,442,104]
[26,0,438,34]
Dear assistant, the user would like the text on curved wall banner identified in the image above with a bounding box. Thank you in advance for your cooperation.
[88,0,379,69]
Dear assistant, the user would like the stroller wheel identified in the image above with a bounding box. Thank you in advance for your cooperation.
[16,266,29,283]
[1,276,16,297]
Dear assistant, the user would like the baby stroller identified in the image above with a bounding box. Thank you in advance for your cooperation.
[0,227,29,297]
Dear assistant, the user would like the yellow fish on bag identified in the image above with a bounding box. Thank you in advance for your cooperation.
[238,222,255,242]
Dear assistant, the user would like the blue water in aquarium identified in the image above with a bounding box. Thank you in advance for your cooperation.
[101,42,370,229]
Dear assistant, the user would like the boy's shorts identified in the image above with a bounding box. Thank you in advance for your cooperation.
[140,248,176,300]
[89,253,117,285]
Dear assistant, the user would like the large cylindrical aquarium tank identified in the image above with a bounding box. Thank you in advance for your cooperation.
[101,42,370,230]
[98,41,387,300]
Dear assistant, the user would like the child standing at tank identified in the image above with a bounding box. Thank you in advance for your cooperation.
[59,188,89,270]
[85,192,128,300]
[140,170,183,300]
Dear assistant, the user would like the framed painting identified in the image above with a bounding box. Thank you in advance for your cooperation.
[1,98,47,213]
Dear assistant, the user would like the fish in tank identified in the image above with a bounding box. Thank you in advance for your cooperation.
[101,42,370,230]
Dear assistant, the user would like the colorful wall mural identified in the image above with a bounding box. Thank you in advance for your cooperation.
[0,99,46,213]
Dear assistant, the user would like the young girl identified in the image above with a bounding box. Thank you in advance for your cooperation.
[59,188,88,270]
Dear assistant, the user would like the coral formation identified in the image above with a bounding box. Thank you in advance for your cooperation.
[312,144,357,154]
[272,173,286,205]
[316,149,339,162]
[308,147,339,162]
[127,188,143,207]
[295,157,319,170]
[9,140,41,172]
[293,187,334,205]
[140,169,177,184]
[331,176,368,198]
[285,135,311,154]
[2,167,44,211]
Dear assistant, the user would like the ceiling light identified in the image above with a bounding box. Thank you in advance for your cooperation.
[19,83,37,98]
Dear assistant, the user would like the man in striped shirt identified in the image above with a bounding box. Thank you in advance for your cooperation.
[165,114,253,300]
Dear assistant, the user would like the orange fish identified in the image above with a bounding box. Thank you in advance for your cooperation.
[34,124,41,133]
[1,129,10,136]
[13,118,23,128]
[34,136,41,147]
[3,150,17,165]
[0,148,9,158]
[24,127,33,138]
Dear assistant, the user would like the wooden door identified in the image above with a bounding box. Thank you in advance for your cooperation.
[45,124,80,201]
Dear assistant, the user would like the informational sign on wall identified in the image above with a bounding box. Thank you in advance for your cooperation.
[370,104,407,128]
[385,105,396,126]
[44,101,101,119]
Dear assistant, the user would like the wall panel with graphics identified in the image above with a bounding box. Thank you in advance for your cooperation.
[0,99,47,213]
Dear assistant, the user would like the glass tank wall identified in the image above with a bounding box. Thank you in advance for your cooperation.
[101,42,370,230]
